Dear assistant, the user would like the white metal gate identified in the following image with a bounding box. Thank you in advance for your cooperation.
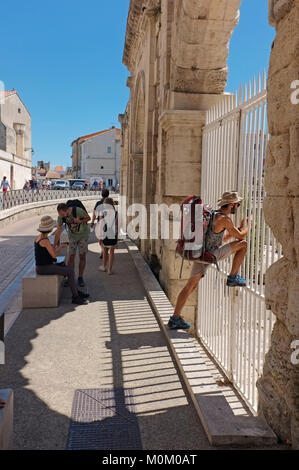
[198,73,282,413]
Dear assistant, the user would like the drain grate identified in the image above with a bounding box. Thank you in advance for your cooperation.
[67,388,142,450]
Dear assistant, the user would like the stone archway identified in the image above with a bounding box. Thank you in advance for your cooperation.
[131,72,146,205]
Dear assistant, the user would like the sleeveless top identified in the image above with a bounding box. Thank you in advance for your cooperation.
[35,239,56,266]
[205,212,225,253]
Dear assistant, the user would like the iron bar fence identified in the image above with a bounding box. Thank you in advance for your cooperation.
[198,72,282,413]
[0,189,102,211]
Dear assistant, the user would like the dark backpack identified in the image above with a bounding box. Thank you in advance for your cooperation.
[62,199,88,225]
[176,195,218,278]
[66,199,88,218]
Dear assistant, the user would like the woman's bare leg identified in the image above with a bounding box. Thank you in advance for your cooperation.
[108,248,115,273]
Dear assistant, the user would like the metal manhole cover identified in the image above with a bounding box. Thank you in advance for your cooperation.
[67,388,142,450]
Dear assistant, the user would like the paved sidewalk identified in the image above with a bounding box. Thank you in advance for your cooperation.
[0,233,212,450]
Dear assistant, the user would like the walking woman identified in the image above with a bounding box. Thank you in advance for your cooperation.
[35,216,89,305]
[97,198,118,275]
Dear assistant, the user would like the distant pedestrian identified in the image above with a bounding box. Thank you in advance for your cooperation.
[93,180,98,191]
[1,176,10,196]
[90,189,109,259]
[34,216,88,305]
[23,181,30,192]
[97,197,118,275]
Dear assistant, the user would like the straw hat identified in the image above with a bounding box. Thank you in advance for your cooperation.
[217,191,243,207]
[37,216,57,232]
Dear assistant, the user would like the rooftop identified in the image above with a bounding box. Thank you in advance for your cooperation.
[71,127,120,146]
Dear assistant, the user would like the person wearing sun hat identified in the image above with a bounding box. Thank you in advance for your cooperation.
[34,216,89,305]
[169,190,250,330]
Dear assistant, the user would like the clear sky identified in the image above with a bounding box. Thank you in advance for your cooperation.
[1,0,275,169]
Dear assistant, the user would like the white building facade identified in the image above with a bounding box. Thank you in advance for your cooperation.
[0,91,32,189]
[80,127,120,187]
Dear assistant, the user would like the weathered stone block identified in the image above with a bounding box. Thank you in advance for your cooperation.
[264,196,294,260]
[171,65,228,94]
[257,320,299,448]
[264,133,290,196]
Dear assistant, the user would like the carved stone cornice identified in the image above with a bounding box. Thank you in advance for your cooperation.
[159,110,206,133]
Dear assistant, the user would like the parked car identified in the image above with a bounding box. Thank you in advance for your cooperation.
[53,180,70,190]
[72,181,85,191]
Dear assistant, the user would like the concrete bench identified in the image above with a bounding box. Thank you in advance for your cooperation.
[0,389,13,449]
[22,256,66,309]
[22,265,66,308]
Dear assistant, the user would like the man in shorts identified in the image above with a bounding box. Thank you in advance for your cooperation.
[54,203,91,288]
[168,191,249,330]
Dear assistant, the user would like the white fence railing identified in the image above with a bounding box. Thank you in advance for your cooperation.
[198,72,282,413]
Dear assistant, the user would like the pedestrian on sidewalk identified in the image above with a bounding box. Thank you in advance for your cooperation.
[97,197,118,275]
[54,203,91,288]
[169,191,249,330]
[90,188,109,259]
[34,216,89,305]
[1,176,10,197]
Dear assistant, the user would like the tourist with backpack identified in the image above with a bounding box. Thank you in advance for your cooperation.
[90,189,109,259]
[169,191,249,330]
[54,200,91,288]
[96,197,118,275]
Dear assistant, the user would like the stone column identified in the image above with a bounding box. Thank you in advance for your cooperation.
[157,110,206,331]
[131,154,143,205]
[257,0,299,448]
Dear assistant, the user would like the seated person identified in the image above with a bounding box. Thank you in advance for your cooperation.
[34,216,89,305]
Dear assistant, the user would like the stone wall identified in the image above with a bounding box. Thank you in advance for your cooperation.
[257,0,299,448]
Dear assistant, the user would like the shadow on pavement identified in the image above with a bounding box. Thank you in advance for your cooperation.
[0,234,210,450]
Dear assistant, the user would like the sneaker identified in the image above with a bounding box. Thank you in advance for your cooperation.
[108,270,113,275]
[227,273,247,287]
[77,277,85,287]
[78,290,90,299]
[168,315,190,330]
[72,296,88,305]
[98,266,107,272]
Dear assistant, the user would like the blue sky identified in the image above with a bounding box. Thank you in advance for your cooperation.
[1,0,275,168]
